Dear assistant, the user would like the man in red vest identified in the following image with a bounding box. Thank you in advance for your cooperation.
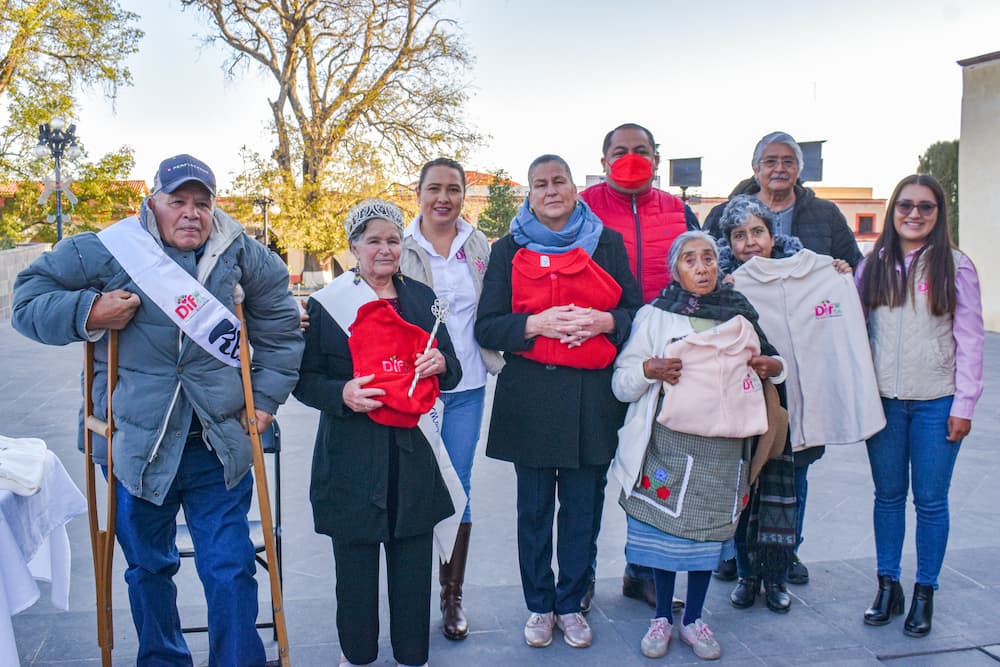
[579,123,700,611]
[580,123,700,304]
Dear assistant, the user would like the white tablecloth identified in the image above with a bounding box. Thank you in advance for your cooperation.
[0,450,87,667]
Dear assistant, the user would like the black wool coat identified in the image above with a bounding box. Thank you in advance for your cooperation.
[475,229,642,469]
[294,275,461,544]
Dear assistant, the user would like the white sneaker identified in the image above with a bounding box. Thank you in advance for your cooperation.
[555,612,592,648]
[641,616,672,658]
[680,618,722,660]
[524,611,555,647]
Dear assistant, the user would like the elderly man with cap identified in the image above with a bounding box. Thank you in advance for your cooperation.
[12,154,304,666]
[703,131,863,589]
[578,122,700,612]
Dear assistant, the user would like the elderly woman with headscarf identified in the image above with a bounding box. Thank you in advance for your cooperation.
[713,195,880,614]
[475,154,641,650]
[610,231,786,661]
[294,199,462,667]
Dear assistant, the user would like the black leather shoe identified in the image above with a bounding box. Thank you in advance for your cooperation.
[580,576,596,614]
[787,554,809,585]
[714,557,738,581]
[730,577,758,609]
[863,575,905,626]
[903,583,934,637]
[765,581,791,613]
[622,570,657,608]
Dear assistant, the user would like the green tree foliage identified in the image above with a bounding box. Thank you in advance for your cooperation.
[917,140,959,244]
[0,146,140,243]
[183,0,481,254]
[0,0,143,245]
[0,0,142,174]
[477,169,518,240]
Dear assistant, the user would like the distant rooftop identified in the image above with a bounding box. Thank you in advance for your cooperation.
[957,50,1000,67]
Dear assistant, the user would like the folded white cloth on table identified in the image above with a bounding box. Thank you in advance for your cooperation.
[0,436,47,496]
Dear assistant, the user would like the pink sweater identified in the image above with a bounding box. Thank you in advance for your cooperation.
[656,315,768,438]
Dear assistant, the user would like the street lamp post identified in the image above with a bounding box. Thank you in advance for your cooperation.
[253,195,276,249]
[33,118,82,241]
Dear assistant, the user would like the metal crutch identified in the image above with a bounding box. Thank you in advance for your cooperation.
[235,302,291,666]
[83,331,118,667]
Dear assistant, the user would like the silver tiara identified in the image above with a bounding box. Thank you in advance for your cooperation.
[344,198,405,238]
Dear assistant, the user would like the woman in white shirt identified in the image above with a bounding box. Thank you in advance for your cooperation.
[400,158,503,640]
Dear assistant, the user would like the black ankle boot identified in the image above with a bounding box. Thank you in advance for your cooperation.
[730,577,758,609]
[903,583,934,637]
[864,575,905,626]
[764,580,791,613]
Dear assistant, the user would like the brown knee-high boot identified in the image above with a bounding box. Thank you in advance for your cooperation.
[440,522,471,639]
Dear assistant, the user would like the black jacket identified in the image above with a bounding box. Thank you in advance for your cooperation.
[295,275,461,543]
[704,181,863,268]
[475,228,642,468]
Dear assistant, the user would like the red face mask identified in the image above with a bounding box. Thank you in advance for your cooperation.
[608,153,654,190]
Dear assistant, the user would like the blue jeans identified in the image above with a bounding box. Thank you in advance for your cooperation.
[440,387,486,523]
[866,396,961,589]
[115,439,264,666]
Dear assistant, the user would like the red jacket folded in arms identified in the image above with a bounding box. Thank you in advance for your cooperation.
[348,299,439,428]
[511,247,622,369]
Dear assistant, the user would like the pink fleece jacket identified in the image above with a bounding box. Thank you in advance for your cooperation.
[656,315,767,438]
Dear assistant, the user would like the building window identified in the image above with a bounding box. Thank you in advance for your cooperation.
[857,214,875,235]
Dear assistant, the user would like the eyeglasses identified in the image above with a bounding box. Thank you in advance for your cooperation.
[895,200,938,217]
[759,157,797,169]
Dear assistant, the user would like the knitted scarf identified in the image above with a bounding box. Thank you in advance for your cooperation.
[746,434,797,580]
[510,197,603,255]
[650,281,779,358]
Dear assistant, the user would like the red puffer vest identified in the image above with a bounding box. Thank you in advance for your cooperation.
[580,182,687,304]
[511,247,622,369]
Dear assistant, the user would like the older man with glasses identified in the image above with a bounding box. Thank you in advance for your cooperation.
[703,131,862,600]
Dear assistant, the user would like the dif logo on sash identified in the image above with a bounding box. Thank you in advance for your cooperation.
[175,291,204,320]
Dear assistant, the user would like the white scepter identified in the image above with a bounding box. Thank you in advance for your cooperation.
[408,298,450,397]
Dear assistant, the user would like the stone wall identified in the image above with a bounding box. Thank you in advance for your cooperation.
[959,52,1000,331]
[0,244,49,321]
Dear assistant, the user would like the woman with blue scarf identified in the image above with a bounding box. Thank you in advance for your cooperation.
[475,154,641,650]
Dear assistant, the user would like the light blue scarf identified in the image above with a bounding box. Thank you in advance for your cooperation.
[509,197,604,255]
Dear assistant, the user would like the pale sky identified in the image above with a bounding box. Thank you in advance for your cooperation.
[73,0,1000,200]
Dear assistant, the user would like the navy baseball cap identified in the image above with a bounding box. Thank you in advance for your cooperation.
[152,154,216,196]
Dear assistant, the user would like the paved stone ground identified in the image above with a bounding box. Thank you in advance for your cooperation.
[5,318,999,666]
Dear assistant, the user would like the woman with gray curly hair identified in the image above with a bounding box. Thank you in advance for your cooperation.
[295,198,462,667]
[716,195,850,277]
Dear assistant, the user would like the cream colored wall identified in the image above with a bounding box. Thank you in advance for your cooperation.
[959,56,1000,331]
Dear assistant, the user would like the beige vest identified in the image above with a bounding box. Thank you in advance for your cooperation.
[868,250,959,400]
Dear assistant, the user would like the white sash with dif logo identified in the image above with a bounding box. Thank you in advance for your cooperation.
[311,271,467,561]
[97,216,242,367]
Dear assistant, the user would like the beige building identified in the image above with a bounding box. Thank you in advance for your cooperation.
[958,50,1000,331]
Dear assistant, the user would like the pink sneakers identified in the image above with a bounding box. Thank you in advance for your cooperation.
[680,618,722,660]
[641,616,672,658]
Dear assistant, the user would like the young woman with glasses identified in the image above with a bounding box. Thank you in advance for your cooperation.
[856,174,984,638]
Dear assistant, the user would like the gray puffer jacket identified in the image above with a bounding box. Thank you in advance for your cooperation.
[12,202,304,504]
